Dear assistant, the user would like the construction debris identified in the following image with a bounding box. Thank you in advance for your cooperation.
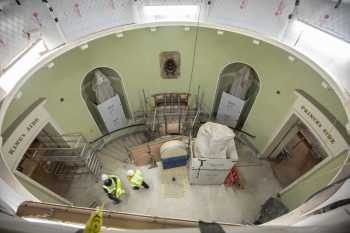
[254,197,289,224]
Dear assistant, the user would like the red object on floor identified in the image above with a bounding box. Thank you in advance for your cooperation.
[224,166,241,187]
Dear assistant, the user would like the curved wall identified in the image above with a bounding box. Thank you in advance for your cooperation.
[2,26,348,153]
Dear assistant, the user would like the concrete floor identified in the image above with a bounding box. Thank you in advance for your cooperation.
[64,139,281,224]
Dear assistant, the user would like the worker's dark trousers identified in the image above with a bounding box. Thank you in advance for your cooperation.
[134,181,150,189]
[142,181,149,189]
[107,194,121,204]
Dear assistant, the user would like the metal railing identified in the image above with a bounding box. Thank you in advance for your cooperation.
[27,133,102,179]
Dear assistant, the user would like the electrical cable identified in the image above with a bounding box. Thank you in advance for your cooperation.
[187,1,202,93]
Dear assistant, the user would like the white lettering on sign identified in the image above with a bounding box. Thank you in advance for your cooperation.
[300,105,336,144]
[2,99,51,170]
[294,92,348,157]
[8,118,40,156]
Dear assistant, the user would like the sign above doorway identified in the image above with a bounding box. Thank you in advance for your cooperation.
[293,91,349,157]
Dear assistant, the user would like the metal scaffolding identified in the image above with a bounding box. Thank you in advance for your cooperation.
[26,133,102,180]
[136,92,202,138]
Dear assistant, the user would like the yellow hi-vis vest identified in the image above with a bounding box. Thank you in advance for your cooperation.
[103,175,125,198]
[130,170,144,188]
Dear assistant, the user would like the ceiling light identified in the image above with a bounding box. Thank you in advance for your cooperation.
[293,20,350,59]
[80,44,88,50]
[15,91,22,100]
[0,40,47,95]
[142,5,199,22]
[47,62,55,69]
[253,40,260,45]
[116,33,124,38]
[321,81,329,89]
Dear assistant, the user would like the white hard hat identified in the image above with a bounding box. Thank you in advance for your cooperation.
[101,174,108,181]
[127,170,135,176]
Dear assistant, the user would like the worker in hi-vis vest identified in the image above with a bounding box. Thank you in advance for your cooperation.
[101,174,125,204]
[126,170,149,190]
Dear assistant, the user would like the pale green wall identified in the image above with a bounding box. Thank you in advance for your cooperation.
[2,25,349,212]
[3,26,346,146]
[3,27,198,141]
[189,28,347,150]
[280,151,349,210]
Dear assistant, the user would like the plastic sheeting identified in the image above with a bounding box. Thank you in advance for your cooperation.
[298,0,350,43]
[195,122,235,159]
[92,70,115,104]
[229,66,253,100]
[216,92,245,128]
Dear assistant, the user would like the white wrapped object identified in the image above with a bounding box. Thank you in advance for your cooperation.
[92,70,115,104]
[195,122,235,159]
[160,140,187,159]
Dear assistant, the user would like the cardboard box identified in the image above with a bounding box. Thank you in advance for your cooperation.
[130,144,151,166]
[148,143,162,161]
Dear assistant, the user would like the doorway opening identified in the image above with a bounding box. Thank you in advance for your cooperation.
[213,63,259,129]
[82,67,131,135]
[269,120,327,188]
[16,123,100,202]
[16,124,70,197]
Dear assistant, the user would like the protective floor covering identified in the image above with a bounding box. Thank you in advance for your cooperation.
[64,141,282,224]
[160,166,188,198]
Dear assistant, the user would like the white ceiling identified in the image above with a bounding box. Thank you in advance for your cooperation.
[0,0,349,70]
[0,0,350,111]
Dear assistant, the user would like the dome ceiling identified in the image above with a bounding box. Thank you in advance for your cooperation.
[0,0,349,70]
[0,0,349,118]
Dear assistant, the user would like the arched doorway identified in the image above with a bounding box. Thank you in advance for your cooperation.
[82,67,131,134]
[213,63,260,129]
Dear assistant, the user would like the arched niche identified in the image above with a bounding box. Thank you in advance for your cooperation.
[82,67,131,134]
[213,63,260,129]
